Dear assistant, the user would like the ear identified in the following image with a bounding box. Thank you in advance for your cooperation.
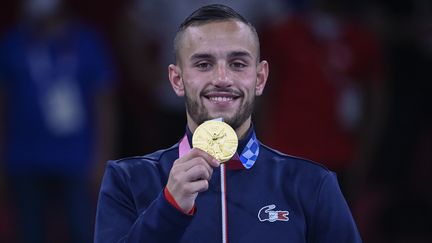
[255,60,269,96]
[168,64,184,97]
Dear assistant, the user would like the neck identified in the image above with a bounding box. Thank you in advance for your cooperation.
[234,118,251,140]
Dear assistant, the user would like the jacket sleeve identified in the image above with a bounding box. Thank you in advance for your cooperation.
[94,161,193,243]
[309,172,362,243]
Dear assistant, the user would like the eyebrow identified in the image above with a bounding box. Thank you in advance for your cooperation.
[190,51,253,62]
[190,53,214,62]
[227,51,253,60]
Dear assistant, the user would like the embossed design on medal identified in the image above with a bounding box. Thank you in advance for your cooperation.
[192,120,238,163]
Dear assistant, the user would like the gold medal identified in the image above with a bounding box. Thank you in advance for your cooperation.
[192,120,238,163]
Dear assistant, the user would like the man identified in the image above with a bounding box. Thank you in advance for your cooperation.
[94,4,361,243]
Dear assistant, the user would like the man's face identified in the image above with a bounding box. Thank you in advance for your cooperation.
[169,20,268,132]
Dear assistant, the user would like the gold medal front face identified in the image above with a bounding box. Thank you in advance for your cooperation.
[192,120,238,163]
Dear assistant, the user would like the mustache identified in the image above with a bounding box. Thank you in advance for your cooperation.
[201,88,243,96]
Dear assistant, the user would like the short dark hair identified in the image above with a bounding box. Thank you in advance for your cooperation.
[173,4,260,64]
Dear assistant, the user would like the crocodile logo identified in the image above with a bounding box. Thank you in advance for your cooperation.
[258,204,289,222]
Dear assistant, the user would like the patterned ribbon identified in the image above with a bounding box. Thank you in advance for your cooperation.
[238,131,259,169]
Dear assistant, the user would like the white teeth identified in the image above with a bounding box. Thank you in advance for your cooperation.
[209,97,233,102]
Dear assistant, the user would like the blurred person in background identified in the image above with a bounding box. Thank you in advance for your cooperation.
[259,0,386,200]
[0,0,117,242]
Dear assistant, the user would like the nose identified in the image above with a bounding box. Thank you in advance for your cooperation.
[212,63,232,87]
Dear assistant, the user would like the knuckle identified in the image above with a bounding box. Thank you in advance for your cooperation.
[194,148,210,159]
[173,158,183,166]
[170,172,183,184]
[196,164,206,173]
[201,180,209,191]
[196,156,206,164]
[192,148,203,156]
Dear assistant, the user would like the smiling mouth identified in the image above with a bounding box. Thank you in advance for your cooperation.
[203,89,242,103]
[203,94,241,105]
[208,96,234,102]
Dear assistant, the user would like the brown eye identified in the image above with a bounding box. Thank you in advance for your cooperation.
[196,62,212,70]
[230,61,247,70]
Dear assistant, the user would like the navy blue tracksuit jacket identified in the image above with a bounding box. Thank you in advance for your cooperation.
[94,128,362,242]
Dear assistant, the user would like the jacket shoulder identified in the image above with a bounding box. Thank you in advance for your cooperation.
[107,144,179,175]
[259,143,332,174]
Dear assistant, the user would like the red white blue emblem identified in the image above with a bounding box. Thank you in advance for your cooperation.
[258,204,289,222]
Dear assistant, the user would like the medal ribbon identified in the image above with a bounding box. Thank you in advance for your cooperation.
[238,131,260,169]
[221,163,228,243]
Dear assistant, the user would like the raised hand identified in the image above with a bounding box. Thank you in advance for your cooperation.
[166,148,220,213]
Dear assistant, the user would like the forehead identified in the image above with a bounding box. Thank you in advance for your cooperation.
[177,20,258,62]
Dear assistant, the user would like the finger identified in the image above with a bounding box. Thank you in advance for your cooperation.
[185,163,212,182]
[189,148,220,167]
[186,179,209,194]
[178,147,219,166]
[173,156,213,174]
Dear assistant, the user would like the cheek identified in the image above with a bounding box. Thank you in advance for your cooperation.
[183,80,203,97]
[238,77,258,94]
[184,72,213,92]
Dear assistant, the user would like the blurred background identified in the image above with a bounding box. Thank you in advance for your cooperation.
[0,0,431,242]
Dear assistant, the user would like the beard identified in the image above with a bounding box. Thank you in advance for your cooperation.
[184,87,255,130]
